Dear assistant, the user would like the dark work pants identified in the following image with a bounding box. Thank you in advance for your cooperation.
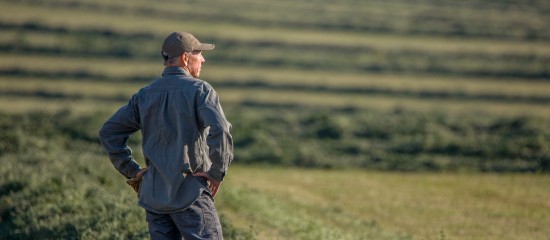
[145,192,223,240]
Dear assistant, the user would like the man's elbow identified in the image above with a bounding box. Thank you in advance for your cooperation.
[209,123,230,135]
[98,122,111,145]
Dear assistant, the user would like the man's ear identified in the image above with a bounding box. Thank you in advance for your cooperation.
[180,53,188,66]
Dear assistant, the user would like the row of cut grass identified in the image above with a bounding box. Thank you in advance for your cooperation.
[11,0,550,41]
[3,19,550,57]
[2,53,550,100]
[4,30,549,81]
[2,2,549,80]
[3,74,550,109]
[2,1,550,55]
[218,88,550,118]
[0,95,120,114]
[0,77,139,99]
[3,52,550,91]
[2,86,547,119]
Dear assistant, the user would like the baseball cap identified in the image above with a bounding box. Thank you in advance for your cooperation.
[161,32,215,59]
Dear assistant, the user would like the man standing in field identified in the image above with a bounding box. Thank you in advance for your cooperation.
[99,31,233,240]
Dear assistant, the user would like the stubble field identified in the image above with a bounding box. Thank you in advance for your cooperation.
[1,0,549,239]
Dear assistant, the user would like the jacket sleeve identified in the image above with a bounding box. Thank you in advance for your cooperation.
[99,94,142,179]
[197,84,234,182]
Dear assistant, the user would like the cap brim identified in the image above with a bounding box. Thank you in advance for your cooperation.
[197,43,215,51]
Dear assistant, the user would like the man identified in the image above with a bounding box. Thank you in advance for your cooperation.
[99,31,233,240]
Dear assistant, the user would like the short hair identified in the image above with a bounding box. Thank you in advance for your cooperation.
[164,56,180,66]
[163,52,195,66]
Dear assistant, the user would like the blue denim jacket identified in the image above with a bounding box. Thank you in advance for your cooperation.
[99,66,233,213]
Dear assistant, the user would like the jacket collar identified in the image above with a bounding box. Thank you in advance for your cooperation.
[162,66,191,76]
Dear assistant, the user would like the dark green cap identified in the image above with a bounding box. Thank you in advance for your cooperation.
[161,32,215,59]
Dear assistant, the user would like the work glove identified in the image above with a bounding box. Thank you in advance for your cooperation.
[126,167,148,194]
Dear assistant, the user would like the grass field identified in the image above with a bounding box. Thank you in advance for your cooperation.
[1,0,549,239]
[1,112,548,239]
[220,166,550,240]
[2,130,549,239]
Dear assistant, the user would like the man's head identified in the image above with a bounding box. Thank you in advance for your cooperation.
[161,32,215,77]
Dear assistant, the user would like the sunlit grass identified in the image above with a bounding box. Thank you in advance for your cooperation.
[0,54,160,78]
[204,65,550,97]
[218,88,550,118]
[1,82,549,119]
[2,54,550,100]
[1,0,549,239]
[0,1,198,37]
[0,76,142,98]
[0,96,122,114]
[2,1,550,56]
[220,166,550,240]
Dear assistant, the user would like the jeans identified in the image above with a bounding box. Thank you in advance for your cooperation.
[145,192,223,240]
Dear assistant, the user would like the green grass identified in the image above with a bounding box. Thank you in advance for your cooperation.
[1,84,549,119]
[3,54,550,97]
[220,166,550,240]
[0,109,547,239]
[2,124,548,240]
[1,0,550,238]
[5,0,550,41]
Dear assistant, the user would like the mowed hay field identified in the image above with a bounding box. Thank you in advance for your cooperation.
[1,0,550,116]
[1,0,550,239]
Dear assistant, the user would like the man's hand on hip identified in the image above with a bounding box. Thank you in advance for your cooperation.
[126,167,148,195]
[192,172,221,197]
